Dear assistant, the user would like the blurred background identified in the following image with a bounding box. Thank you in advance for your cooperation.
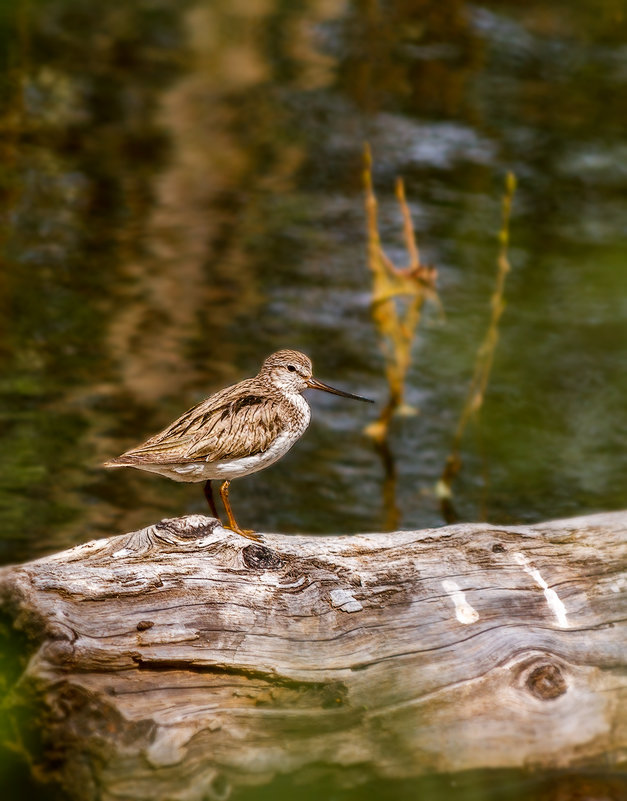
[1,0,627,798]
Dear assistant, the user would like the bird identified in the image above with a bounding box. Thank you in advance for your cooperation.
[104,350,374,541]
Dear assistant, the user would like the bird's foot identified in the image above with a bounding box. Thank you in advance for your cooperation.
[225,525,264,543]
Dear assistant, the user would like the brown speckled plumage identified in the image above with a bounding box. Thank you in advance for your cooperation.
[110,386,288,465]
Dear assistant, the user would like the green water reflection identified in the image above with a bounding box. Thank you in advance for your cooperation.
[1,0,626,799]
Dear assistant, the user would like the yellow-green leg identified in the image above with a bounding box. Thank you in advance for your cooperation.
[219,480,262,542]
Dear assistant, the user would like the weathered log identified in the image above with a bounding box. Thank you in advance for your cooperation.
[0,511,626,800]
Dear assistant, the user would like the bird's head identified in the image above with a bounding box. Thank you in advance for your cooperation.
[260,350,374,403]
[260,350,313,393]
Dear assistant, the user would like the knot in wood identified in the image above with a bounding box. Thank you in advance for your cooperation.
[526,663,567,700]
[242,544,283,570]
[155,516,216,540]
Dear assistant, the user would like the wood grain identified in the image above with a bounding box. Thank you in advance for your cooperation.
[1,511,625,800]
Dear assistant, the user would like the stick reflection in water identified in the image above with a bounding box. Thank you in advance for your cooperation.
[437,172,517,522]
[363,154,516,528]
[362,144,440,529]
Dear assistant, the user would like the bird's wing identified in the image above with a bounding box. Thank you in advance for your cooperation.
[114,387,283,464]
[181,393,283,461]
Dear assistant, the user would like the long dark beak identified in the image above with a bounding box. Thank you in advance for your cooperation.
[306,376,374,403]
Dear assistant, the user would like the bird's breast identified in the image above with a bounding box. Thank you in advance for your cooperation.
[285,392,311,437]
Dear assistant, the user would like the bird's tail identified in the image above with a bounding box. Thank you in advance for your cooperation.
[103,457,131,468]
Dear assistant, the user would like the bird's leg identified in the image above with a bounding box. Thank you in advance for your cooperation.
[219,480,263,542]
[203,480,220,520]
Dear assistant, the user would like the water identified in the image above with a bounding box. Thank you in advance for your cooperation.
[1,0,626,798]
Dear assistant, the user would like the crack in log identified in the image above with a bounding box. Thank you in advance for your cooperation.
[130,655,348,696]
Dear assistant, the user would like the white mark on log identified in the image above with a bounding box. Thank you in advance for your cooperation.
[139,627,199,645]
[441,579,479,624]
[145,725,197,767]
[514,551,569,628]
[280,576,306,589]
[264,575,306,589]
[112,547,133,559]
[329,589,363,613]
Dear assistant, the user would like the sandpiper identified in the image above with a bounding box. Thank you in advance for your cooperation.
[104,350,373,541]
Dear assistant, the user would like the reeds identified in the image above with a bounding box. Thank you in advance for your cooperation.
[437,172,517,513]
[363,150,516,525]
[362,144,438,444]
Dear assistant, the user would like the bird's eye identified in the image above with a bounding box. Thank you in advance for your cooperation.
[287,365,296,372]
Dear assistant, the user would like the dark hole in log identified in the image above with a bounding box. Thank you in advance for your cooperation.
[492,543,506,553]
[242,544,283,570]
[209,772,230,800]
[526,663,567,700]
[136,620,154,631]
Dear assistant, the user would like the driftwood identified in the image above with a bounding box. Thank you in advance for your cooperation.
[0,511,626,800]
